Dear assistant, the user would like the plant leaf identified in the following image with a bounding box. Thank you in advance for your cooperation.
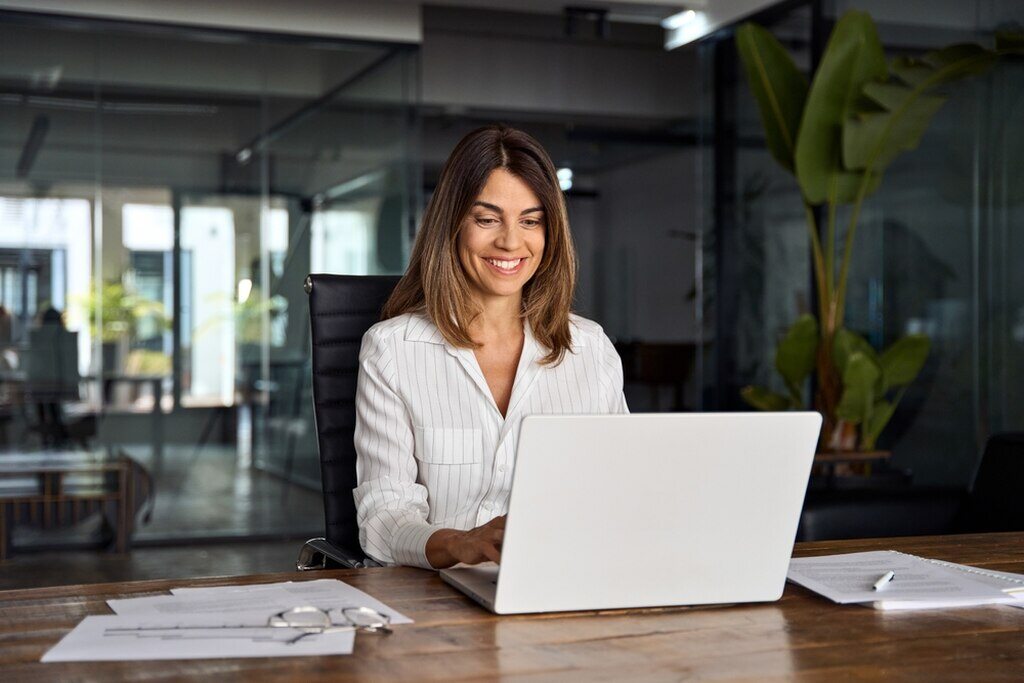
[836,352,881,424]
[924,44,998,78]
[736,22,809,173]
[741,386,794,411]
[845,44,996,178]
[880,334,930,391]
[861,399,896,450]
[832,328,878,376]
[844,85,945,171]
[995,31,1024,53]
[795,10,887,204]
[775,314,819,404]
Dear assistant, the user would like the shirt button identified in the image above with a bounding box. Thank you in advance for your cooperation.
[498,466,506,474]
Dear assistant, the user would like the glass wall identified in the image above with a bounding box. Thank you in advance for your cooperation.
[700,0,1024,487]
[697,5,814,412]
[0,13,418,543]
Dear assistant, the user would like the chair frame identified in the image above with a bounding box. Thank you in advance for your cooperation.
[296,274,397,570]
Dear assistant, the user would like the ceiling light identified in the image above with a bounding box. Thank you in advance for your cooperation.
[557,167,573,191]
[661,9,697,30]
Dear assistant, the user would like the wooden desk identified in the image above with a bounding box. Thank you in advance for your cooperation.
[2,533,1023,680]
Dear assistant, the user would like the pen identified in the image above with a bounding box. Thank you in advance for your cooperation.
[873,570,895,591]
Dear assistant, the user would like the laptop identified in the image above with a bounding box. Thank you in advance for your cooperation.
[441,412,821,614]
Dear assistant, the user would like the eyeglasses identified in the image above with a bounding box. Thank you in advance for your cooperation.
[269,606,392,643]
[105,605,392,645]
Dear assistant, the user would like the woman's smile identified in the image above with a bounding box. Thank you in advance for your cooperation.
[483,257,526,275]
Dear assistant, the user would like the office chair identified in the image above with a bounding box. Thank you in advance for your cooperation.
[296,274,400,570]
[954,432,1024,532]
[797,432,1024,541]
[23,326,88,448]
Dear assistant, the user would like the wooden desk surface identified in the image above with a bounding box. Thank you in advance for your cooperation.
[3,533,1024,681]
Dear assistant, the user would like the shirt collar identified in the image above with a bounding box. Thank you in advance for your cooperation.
[403,311,586,351]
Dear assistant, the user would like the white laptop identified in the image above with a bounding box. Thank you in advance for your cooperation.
[441,412,821,614]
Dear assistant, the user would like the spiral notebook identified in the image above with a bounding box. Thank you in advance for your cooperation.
[787,550,1024,611]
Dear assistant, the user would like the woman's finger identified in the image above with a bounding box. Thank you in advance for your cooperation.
[481,542,501,564]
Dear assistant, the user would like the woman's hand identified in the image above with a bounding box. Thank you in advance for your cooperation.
[426,516,506,569]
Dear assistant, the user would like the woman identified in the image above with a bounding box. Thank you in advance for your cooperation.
[354,125,628,570]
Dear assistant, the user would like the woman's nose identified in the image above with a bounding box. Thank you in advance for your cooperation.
[494,223,524,250]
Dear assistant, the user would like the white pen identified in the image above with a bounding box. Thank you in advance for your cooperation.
[873,570,896,591]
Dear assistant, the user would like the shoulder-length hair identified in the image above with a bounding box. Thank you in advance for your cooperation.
[381,124,577,365]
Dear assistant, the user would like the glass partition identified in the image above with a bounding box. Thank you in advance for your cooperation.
[0,13,419,544]
[700,0,1024,487]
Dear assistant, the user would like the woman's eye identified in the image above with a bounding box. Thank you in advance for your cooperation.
[522,219,542,228]
[476,217,499,226]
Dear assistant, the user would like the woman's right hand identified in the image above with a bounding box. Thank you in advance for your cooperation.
[426,516,506,569]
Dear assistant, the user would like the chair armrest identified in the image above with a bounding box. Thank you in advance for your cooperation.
[296,537,381,570]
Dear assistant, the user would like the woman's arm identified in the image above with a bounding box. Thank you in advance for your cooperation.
[426,516,505,568]
[353,328,441,568]
[354,327,510,569]
[599,332,630,414]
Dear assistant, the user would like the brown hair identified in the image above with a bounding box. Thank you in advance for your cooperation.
[381,125,577,365]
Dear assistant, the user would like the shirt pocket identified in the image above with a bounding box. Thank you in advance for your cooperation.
[413,427,484,465]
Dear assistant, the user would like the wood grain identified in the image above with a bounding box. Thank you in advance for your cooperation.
[2,533,1023,681]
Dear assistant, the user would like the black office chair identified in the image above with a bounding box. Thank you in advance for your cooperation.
[797,432,1024,541]
[296,274,400,570]
[955,432,1024,532]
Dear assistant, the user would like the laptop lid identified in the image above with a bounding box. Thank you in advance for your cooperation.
[493,412,821,614]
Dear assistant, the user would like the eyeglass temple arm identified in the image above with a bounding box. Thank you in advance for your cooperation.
[296,537,381,570]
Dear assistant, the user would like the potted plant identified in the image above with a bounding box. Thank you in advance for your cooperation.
[80,280,169,374]
[735,11,1021,452]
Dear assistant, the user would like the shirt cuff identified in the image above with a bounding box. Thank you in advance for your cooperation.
[391,521,441,569]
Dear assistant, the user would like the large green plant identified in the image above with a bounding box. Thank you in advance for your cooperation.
[81,281,169,342]
[736,11,1021,450]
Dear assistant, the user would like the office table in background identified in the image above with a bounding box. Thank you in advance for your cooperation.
[2,533,1024,681]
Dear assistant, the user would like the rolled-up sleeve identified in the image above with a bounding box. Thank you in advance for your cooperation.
[599,333,630,414]
[352,328,441,568]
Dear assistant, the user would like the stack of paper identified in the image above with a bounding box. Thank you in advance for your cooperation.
[42,579,412,662]
[787,551,1024,611]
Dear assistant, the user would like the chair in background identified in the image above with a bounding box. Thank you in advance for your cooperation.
[296,274,400,570]
[797,432,1024,541]
[954,432,1024,532]
[615,341,696,411]
[22,325,92,448]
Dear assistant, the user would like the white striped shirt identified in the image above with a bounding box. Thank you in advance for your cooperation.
[353,311,629,568]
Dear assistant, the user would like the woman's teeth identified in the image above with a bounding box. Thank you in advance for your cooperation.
[486,258,522,270]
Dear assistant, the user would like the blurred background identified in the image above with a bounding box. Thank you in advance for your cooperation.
[0,0,1020,585]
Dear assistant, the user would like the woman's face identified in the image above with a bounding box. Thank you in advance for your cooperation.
[458,168,546,305]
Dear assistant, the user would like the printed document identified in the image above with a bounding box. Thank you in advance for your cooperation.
[43,578,410,662]
[787,551,1017,608]
[108,579,412,624]
[42,614,355,662]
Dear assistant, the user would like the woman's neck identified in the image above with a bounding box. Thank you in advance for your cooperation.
[469,293,523,342]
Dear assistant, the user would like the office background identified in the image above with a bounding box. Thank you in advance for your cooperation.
[0,0,1020,582]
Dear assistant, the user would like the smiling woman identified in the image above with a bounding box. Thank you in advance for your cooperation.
[458,170,547,310]
[352,125,628,570]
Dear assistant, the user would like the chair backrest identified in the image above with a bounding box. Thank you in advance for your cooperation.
[26,327,80,400]
[306,273,400,559]
[959,432,1024,532]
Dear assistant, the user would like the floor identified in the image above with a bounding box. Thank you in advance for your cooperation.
[130,442,323,541]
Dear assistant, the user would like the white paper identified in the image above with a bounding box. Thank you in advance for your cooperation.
[41,614,355,662]
[109,579,412,625]
[787,551,1014,606]
[924,559,1024,594]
